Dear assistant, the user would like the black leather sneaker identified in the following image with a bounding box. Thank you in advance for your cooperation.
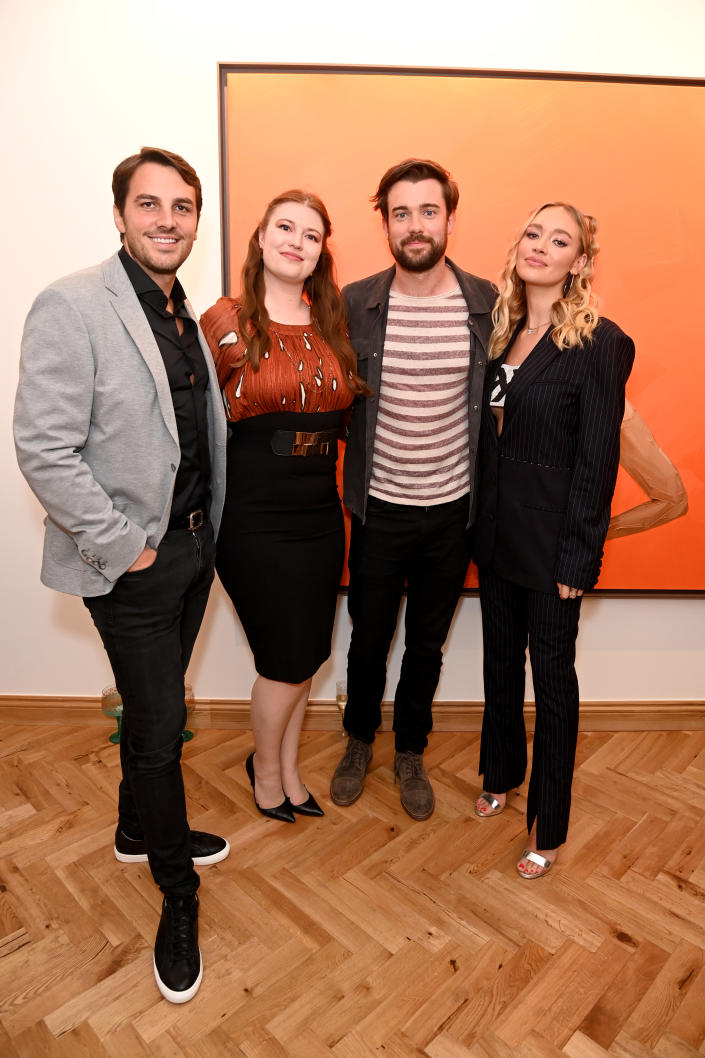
[153,893,202,1003]
[114,829,230,866]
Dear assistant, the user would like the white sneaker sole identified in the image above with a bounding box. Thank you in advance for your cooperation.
[115,838,230,867]
[153,951,203,1003]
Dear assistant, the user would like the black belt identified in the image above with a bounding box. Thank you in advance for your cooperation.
[168,508,206,531]
[271,429,338,457]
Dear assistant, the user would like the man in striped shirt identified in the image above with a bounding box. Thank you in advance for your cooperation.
[330,159,495,820]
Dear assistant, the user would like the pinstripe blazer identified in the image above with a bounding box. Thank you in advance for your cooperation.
[473,317,635,593]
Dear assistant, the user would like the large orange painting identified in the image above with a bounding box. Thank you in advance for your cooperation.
[218,65,705,592]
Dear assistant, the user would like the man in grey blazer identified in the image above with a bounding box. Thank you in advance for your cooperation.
[14,147,227,1004]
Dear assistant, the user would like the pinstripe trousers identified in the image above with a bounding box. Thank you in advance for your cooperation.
[478,566,582,848]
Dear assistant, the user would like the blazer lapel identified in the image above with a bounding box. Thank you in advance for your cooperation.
[501,327,563,432]
[102,254,179,445]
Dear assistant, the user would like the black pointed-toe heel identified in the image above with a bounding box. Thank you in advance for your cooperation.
[290,790,325,817]
[245,752,295,823]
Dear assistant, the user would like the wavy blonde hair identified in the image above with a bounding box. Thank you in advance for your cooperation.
[488,202,600,360]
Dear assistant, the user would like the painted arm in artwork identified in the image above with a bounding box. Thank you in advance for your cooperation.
[606,400,688,539]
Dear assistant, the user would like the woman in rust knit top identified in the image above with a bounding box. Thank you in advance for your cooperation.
[200,191,368,823]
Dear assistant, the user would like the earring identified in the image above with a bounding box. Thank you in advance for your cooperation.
[563,273,575,297]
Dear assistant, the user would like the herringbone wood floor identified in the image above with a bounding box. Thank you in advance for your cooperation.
[1,721,705,1057]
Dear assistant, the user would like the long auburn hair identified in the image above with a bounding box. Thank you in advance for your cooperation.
[238,190,370,396]
[489,202,600,360]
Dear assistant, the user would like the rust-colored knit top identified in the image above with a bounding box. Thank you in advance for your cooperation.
[200,297,354,422]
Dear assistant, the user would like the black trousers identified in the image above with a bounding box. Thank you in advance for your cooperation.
[84,522,215,897]
[344,494,472,754]
[478,565,582,848]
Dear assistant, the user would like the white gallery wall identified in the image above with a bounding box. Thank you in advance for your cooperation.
[2,0,704,704]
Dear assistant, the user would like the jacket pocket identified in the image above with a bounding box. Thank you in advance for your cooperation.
[350,338,371,380]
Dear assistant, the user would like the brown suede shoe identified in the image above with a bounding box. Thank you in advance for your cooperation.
[394,751,435,820]
[330,737,373,806]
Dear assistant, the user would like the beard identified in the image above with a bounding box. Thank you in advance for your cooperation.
[390,233,447,273]
[122,230,194,279]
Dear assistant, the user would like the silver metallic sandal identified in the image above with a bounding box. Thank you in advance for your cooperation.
[516,849,553,879]
[473,793,505,818]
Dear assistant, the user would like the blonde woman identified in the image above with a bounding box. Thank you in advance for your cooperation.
[473,203,634,878]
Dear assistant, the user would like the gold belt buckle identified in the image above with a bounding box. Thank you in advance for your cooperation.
[292,430,327,457]
[187,509,204,530]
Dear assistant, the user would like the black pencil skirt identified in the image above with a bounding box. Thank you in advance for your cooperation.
[216,410,344,684]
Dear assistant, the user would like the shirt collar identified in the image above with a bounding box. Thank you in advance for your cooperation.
[118,245,187,314]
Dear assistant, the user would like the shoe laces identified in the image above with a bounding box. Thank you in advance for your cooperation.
[397,753,424,780]
[345,739,369,767]
[167,899,196,961]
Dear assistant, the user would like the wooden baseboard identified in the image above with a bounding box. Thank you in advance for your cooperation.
[0,695,703,731]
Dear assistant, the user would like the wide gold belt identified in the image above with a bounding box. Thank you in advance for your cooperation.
[272,429,337,457]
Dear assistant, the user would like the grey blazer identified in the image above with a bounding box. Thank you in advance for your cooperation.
[14,252,227,597]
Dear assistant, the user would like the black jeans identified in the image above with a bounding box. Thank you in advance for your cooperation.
[85,522,215,897]
[344,495,472,754]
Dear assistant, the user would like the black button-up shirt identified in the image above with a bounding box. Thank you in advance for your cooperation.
[119,247,210,521]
